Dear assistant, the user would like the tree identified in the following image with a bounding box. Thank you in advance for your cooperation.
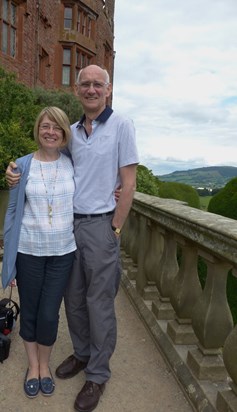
[136,165,160,196]
[33,87,83,124]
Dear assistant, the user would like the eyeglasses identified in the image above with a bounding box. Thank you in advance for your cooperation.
[78,81,109,90]
[39,124,63,133]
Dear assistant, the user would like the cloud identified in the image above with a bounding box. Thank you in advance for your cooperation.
[113,0,237,174]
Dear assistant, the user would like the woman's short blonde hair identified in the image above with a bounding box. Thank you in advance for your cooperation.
[34,106,71,147]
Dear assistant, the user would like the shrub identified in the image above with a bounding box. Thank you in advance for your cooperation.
[159,181,200,208]
[208,177,237,219]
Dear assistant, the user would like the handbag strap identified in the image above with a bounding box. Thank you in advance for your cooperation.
[9,285,13,301]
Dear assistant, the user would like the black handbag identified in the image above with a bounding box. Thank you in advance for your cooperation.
[0,288,20,335]
[0,287,20,363]
[0,332,11,363]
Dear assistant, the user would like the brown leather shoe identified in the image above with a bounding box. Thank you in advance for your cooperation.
[55,355,87,379]
[74,381,105,412]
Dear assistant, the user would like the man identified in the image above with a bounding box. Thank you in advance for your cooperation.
[6,64,139,412]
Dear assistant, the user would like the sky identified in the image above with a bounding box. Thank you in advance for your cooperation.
[112,0,237,176]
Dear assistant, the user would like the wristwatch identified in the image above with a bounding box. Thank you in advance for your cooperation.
[111,225,121,235]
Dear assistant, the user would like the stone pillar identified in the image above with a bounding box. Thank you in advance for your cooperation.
[136,215,148,294]
[129,211,140,266]
[187,260,233,381]
[152,231,178,320]
[144,220,163,283]
[167,242,202,344]
[217,316,237,411]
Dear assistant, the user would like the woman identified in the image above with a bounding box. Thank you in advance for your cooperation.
[1,107,76,398]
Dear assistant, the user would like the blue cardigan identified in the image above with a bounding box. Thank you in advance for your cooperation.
[1,153,33,289]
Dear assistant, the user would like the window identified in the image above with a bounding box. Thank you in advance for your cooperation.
[75,49,92,83]
[64,7,72,29]
[81,14,86,35]
[39,47,49,83]
[87,17,92,38]
[62,48,71,85]
[1,0,17,57]
[104,44,111,71]
[77,9,81,32]
[76,6,95,39]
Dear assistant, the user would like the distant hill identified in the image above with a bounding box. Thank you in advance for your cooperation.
[158,166,237,188]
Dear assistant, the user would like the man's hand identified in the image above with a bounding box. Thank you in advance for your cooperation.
[6,161,21,187]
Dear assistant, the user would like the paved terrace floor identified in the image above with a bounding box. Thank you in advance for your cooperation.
[0,264,193,412]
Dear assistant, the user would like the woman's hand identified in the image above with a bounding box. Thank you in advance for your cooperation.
[5,162,21,187]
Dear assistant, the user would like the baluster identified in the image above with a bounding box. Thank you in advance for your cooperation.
[120,213,134,273]
[187,259,233,381]
[167,242,202,344]
[142,220,163,300]
[144,220,163,282]
[127,211,140,280]
[152,231,178,320]
[129,211,140,265]
[136,215,149,294]
[217,323,237,411]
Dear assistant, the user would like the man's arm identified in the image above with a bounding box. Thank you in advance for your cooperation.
[5,162,21,187]
[112,164,137,233]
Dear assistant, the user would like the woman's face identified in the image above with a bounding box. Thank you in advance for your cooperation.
[38,115,64,151]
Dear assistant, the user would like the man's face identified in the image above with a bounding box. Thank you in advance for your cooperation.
[75,66,112,114]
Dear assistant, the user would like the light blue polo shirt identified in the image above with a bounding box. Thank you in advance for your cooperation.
[69,106,139,214]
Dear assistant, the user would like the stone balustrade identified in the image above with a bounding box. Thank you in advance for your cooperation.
[120,192,237,412]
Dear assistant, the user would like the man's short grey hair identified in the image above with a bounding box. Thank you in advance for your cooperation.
[77,67,110,84]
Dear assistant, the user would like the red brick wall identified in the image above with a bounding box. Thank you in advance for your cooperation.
[0,0,115,91]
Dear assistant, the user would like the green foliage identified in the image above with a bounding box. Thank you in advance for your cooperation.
[33,87,83,124]
[136,165,160,196]
[0,121,37,188]
[159,181,200,208]
[208,177,237,219]
[0,67,39,189]
[0,67,40,136]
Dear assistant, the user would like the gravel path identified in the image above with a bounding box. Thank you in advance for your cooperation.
[0,275,193,412]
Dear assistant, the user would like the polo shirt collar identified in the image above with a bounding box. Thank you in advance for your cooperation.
[76,106,113,128]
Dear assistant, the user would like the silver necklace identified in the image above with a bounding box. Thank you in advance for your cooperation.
[39,160,58,225]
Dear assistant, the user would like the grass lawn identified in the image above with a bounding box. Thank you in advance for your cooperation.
[199,195,212,210]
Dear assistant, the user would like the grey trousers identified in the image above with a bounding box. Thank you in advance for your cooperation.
[64,213,121,384]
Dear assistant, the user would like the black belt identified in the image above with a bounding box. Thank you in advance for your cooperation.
[74,210,114,219]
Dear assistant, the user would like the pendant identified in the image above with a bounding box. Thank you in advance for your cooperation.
[48,205,53,225]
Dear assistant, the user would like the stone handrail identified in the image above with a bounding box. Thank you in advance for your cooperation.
[121,192,237,412]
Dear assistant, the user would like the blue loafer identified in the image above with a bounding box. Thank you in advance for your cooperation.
[40,370,55,396]
[24,368,40,398]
